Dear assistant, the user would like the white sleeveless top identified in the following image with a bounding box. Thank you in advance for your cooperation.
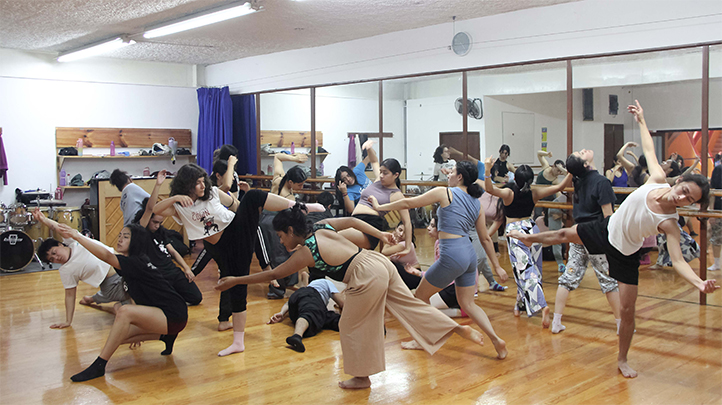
[608,182,678,256]
[172,187,235,240]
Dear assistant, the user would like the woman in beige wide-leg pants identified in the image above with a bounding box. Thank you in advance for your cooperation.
[216,209,484,389]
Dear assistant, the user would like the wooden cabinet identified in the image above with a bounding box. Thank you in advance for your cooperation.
[94,179,185,246]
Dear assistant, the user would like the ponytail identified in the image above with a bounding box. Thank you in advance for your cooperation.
[381,158,402,189]
[278,166,307,195]
[515,165,534,194]
[272,203,309,237]
[455,161,482,198]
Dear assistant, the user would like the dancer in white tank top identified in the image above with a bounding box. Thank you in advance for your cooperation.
[508,100,718,379]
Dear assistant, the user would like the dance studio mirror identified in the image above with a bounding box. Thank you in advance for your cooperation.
[572,48,719,304]
[382,72,463,182]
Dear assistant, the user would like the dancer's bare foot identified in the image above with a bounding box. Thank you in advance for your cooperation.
[493,338,508,360]
[618,360,638,378]
[513,308,521,317]
[218,342,244,356]
[401,340,424,350]
[455,325,484,347]
[218,321,233,332]
[339,377,371,389]
[505,230,531,246]
[541,307,551,328]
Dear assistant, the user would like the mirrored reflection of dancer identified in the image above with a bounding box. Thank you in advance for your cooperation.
[216,209,485,390]
[508,101,718,378]
[485,158,572,327]
[371,161,509,359]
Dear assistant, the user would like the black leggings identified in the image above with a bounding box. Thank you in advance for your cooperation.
[203,190,268,313]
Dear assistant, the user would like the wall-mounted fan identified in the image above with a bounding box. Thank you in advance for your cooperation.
[454,97,483,120]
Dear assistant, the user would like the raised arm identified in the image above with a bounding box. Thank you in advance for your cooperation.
[337,182,355,214]
[369,187,447,212]
[532,174,572,202]
[659,220,719,293]
[628,100,665,183]
[271,153,308,193]
[616,142,639,175]
[537,150,552,170]
[32,208,61,235]
[484,156,514,204]
[361,140,380,181]
[139,170,167,228]
[57,224,120,269]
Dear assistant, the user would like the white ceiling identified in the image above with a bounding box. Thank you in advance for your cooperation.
[0,0,578,66]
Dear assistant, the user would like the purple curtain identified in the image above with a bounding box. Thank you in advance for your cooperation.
[348,134,356,167]
[197,87,233,173]
[231,94,257,175]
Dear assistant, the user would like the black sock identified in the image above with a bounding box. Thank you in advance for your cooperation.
[160,334,178,355]
[286,334,305,353]
[71,356,107,382]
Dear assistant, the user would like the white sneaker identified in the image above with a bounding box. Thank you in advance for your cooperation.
[260,143,273,156]
[708,265,720,271]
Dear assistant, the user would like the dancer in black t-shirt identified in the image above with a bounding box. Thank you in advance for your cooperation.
[58,223,188,382]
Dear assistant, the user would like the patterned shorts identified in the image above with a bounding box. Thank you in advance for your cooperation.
[558,243,618,293]
[709,218,722,246]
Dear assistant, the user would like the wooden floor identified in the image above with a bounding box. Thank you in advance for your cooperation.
[1,231,721,405]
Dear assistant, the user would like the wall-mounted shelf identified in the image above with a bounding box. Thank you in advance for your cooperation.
[61,185,90,190]
[260,130,323,148]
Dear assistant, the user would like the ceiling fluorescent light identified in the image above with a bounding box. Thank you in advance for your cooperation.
[57,37,135,62]
[143,2,258,39]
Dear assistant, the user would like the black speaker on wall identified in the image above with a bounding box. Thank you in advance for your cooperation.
[609,94,619,115]
[582,88,593,121]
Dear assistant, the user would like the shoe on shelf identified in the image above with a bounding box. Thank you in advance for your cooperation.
[558,264,566,273]
[260,143,273,156]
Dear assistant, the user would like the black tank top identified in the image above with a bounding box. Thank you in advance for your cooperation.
[503,186,535,219]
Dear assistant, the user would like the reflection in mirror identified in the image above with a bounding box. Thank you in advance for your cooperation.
[383,72,462,182]
[259,89,311,187]
[316,82,381,181]
[468,62,567,183]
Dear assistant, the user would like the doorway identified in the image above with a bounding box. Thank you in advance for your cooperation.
[604,124,625,172]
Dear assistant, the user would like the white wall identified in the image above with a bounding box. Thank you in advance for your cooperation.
[0,78,198,207]
[206,0,722,93]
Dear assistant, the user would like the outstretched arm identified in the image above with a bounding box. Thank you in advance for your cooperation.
[533,174,572,202]
[319,217,395,246]
[369,186,446,212]
[659,220,719,293]
[32,208,61,235]
[271,153,308,193]
[57,224,120,269]
[216,247,315,291]
[139,170,167,228]
[154,195,192,218]
[628,100,666,183]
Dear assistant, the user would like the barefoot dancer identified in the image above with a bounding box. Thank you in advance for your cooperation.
[484,159,572,326]
[508,100,718,378]
[216,207,484,389]
[153,163,325,357]
[371,161,509,359]
[60,223,188,382]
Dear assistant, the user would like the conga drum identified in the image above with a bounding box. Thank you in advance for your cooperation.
[0,230,34,272]
[26,207,51,248]
[53,207,82,241]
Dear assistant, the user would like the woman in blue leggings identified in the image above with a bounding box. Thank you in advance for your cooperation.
[371,161,509,359]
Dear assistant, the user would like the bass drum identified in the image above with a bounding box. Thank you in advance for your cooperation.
[53,207,81,242]
[0,230,34,272]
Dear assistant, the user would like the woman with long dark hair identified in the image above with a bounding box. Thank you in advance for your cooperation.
[432,144,456,182]
[341,154,414,256]
[335,140,379,214]
[154,163,324,357]
[215,207,485,390]
[485,159,572,327]
[370,161,509,359]
[58,223,187,382]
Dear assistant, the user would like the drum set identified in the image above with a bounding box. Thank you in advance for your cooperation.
[0,203,83,273]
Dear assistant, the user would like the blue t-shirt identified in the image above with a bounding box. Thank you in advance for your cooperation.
[346,162,371,205]
[476,161,485,181]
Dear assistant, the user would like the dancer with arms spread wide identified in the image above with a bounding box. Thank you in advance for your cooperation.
[508,100,718,378]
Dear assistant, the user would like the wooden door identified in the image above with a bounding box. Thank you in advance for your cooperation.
[604,124,625,172]
[439,132,481,160]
